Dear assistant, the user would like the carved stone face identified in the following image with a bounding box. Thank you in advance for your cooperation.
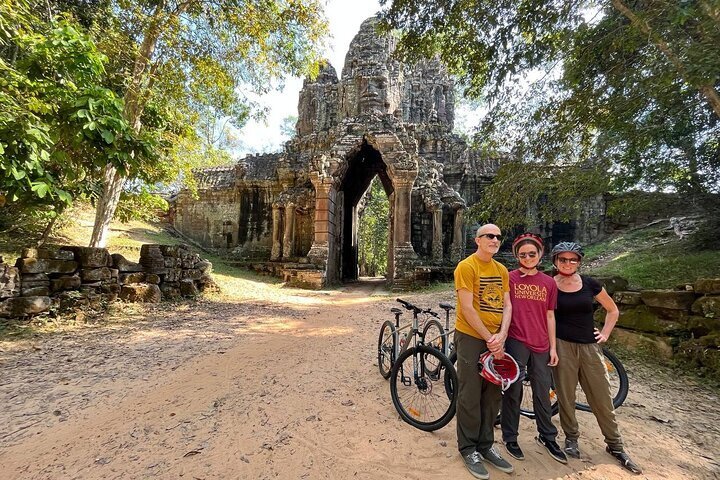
[358,75,387,114]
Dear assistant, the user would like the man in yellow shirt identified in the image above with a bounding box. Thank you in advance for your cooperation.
[455,223,513,479]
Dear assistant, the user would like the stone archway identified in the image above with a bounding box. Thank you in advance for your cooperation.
[337,140,393,282]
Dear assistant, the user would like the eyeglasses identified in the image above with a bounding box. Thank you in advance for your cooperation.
[557,257,580,265]
[478,234,503,241]
[518,252,538,259]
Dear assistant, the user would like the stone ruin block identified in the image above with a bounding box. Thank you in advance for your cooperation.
[16,257,78,274]
[140,244,167,273]
[0,296,51,317]
[181,269,202,281]
[101,283,121,302]
[160,282,182,300]
[691,296,720,319]
[197,274,219,293]
[21,276,50,290]
[21,286,50,296]
[50,274,81,293]
[120,283,161,303]
[81,267,112,283]
[164,257,181,268]
[111,254,143,272]
[640,290,696,311]
[164,269,182,282]
[179,279,199,297]
[196,260,212,275]
[595,276,630,296]
[60,246,111,268]
[119,272,146,285]
[22,247,75,261]
[613,291,643,306]
[696,278,720,295]
[1,263,21,298]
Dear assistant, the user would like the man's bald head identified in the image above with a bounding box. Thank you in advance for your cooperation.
[476,223,501,237]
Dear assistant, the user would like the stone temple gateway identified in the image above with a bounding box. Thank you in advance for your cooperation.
[172,17,602,289]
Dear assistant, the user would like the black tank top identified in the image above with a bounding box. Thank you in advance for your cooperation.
[555,275,602,344]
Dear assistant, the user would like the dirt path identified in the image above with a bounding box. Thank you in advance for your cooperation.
[0,279,718,480]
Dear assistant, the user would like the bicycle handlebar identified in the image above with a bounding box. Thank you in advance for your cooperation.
[396,298,422,314]
[396,298,440,317]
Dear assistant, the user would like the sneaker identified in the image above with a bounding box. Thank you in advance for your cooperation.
[504,441,525,460]
[564,438,580,459]
[461,451,489,480]
[480,446,514,473]
[535,436,568,464]
[606,446,643,474]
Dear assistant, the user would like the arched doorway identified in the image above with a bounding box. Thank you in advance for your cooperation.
[338,141,393,281]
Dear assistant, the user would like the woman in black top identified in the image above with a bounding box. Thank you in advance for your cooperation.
[551,242,643,475]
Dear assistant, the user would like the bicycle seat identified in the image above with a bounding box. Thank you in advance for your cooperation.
[439,302,455,311]
[390,307,402,314]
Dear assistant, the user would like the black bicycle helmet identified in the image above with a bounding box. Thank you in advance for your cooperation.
[550,241,584,262]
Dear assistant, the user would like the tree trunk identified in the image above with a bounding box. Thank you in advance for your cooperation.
[38,213,59,247]
[89,164,125,247]
[88,4,168,247]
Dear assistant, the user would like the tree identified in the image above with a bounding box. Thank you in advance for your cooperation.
[87,0,328,247]
[0,1,154,240]
[357,177,389,277]
[380,0,720,228]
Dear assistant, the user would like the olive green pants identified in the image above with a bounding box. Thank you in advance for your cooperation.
[455,330,502,455]
[553,339,623,450]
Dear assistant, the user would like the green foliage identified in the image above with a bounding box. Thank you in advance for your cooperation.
[381,0,720,224]
[358,177,389,277]
[0,2,156,216]
[115,189,168,223]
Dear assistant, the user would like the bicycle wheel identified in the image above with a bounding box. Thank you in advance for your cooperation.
[517,372,559,419]
[377,321,396,380]
[390,345,458,432]
[422,319,445,376]
[575,347,629,412]
[445,350,457,399]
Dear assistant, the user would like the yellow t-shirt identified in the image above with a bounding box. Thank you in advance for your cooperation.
[454,254,509,339]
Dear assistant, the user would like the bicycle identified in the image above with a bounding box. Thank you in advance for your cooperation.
[387,298,458,432]
[377,301,444,379]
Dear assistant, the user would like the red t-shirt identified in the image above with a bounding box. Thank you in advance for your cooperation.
[507,270,558,353]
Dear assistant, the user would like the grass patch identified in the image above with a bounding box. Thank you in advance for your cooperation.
[584,222,720,289]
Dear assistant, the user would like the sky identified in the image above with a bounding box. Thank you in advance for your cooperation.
[235,0,384,156]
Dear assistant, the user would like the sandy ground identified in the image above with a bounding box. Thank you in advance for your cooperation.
[0,278,718,480]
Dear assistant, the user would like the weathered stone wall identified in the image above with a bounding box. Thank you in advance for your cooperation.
[597,277,720,376]
[0,245,215,318]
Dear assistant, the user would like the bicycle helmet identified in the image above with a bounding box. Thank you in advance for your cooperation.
[550,241,584,262]
[511,233,544,257]
[478,351,520,392]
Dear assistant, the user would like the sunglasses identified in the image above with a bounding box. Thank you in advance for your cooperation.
[557,257,580,265]
[518,252,538,259]
[478,233,503,241]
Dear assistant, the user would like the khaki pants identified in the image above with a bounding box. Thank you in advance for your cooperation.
[455,331,502,455]
[554,339,623,450]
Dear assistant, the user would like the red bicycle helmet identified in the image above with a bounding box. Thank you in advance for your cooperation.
[479,351,520,391]
[511,233,544,258]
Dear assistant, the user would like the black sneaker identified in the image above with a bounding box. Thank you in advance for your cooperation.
[535,436,568,464]
[462,451,490,479]
[480,446,514,473]
[564,438,580,459]
[606,446,643,474]
[504,441,525,460]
